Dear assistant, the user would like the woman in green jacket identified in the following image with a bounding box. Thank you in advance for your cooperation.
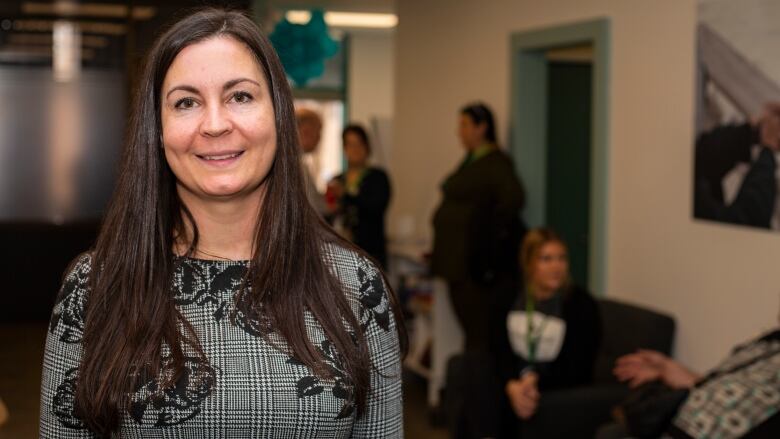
[431,102,526,353]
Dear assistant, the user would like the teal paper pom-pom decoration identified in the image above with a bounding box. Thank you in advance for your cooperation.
[270,10,339,87]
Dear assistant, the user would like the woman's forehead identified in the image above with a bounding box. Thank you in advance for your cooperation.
[163,36,265,90]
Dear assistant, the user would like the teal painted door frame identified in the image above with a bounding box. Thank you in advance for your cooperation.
[509,18,610,295]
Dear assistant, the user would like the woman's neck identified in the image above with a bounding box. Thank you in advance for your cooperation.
[529,283,556,301]
[347,163,366,173]
[175,188,263,261]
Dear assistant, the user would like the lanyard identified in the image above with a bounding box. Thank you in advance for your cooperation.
[525,287,548,366]
[345,168,367,196]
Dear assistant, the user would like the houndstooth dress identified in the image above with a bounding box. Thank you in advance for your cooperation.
[39,244,403,438]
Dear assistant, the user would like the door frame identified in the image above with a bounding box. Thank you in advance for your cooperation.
[509,18,610,295]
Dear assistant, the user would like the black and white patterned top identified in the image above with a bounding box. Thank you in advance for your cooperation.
[39,244,403,438]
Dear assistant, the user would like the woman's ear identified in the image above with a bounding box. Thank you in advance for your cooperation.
[477,122,489,140]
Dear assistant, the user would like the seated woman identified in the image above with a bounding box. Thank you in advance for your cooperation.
[599,326,780,438]
[455,228,601,438]
[329,124,391,268]
[503,228,602,419]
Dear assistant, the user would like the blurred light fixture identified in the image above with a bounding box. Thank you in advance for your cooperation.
[53,20,80,82]
[285,10,398,29]
[0,45,95,60]
[22,2,156,19]
[13,19,125,35]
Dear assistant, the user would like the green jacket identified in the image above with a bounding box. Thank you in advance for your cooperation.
[431,149,525,284]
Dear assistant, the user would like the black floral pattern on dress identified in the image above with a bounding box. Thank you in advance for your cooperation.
[128,355,217,428]
[173,259,246,322]
[287,339,355,419]
[52,367,86,429]
[356,258,390,332]
[49,256,91,344]
[231,297,274,337]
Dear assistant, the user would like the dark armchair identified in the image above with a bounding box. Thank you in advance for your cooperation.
[522,299,676,438]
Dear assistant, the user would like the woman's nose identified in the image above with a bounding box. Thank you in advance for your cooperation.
[200,104,232,137]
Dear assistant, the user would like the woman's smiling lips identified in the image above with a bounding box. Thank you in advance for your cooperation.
[196,150,245,167]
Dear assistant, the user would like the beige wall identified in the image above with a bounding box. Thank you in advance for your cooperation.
[348,31,395,126]
[346,30,395,170]
[392,0,780,370]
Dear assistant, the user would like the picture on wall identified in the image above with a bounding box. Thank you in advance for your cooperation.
[694,0,780,230]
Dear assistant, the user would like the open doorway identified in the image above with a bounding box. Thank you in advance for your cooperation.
[510,19,610,294]
[545,46,593,287]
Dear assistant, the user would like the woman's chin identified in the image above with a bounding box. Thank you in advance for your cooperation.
[198,183,249,199]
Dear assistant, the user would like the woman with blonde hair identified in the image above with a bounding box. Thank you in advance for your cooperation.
[503,228,601,423]
[453,227,600,438]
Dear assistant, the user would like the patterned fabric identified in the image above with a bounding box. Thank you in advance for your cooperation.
[39,244,403,438]
[671,335,780,439]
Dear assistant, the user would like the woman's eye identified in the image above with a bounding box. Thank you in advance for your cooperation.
[231,91,253,104]
[174,97,196,110]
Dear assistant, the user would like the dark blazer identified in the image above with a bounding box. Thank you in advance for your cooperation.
[694,123,777,228]
[499,285,602,391]
[336,167,391,267]
[431,149,525,284]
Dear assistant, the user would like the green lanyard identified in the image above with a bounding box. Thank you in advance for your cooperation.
[525,287,548,366]
[345,168,367,196]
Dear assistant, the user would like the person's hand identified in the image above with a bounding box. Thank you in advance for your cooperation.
[613,349,667,388]
[614,350,698,389]
[505,371,540,420]
[754,102,780,151]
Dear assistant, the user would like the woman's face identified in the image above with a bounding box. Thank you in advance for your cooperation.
[161,36,277,203]
[530,241,569,297]
[457,113,486,151]
[343,131,369,168]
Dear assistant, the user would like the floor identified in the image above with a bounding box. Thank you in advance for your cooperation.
[0,322,448,439]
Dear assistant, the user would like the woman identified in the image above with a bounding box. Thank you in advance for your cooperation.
[454,228,601,438]
[431,102,526,353]
[330,124,391,268]
[503,228,601,419]
[39,8,404,438]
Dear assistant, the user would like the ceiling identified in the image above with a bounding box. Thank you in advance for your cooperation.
[266,0,395,14]
[0,0,394,68]
[0,1,252,68]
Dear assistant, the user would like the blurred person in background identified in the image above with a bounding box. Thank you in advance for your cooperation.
[450,228,601,438]
[503,229,601,423]
[296,107,328,215]
[597,320,780,439]
[38,8,404,438]
[328,124,391,268]
[431,102,526,354]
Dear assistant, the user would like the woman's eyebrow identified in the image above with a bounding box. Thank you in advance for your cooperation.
[223,78,261,90]
[165,78,261,99]
[165,85,199,99]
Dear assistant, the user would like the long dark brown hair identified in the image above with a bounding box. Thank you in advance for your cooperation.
[76,8,405,435]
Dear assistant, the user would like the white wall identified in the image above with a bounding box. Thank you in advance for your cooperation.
[347,30,395,167]
[392,0,780,370]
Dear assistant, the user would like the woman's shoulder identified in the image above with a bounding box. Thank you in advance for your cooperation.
[322,242,384,293]
[563,284,599,308]
[57,252,94,300]
[49,252,93,344]
[365,167,390,182]
[322,243,393,332]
